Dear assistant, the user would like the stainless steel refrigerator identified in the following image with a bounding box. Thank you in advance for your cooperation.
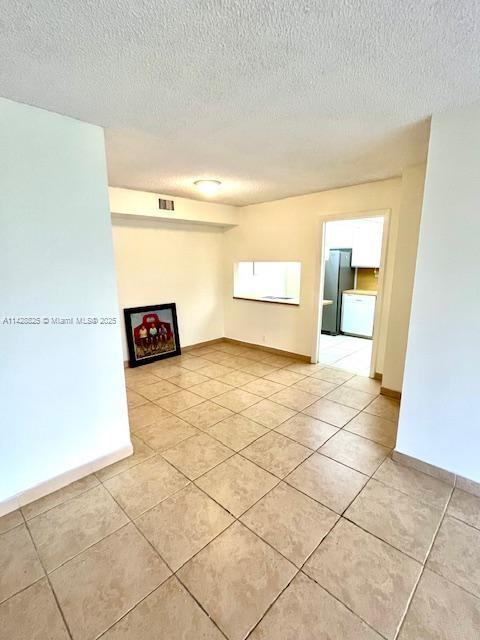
[321,248,355,335]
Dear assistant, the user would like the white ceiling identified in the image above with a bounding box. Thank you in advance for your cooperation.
[1,1,480,205]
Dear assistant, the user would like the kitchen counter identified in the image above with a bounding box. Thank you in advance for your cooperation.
[343,289,377,296]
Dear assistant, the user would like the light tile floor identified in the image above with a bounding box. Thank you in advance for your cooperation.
[1,340,480,639]
[319,333,373,375]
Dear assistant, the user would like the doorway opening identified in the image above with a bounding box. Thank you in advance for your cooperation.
[315,214,387,378]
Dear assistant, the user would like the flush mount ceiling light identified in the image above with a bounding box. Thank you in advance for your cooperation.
[194,179,222,197]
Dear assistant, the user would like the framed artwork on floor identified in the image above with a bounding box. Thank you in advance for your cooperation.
[124,303,181,367]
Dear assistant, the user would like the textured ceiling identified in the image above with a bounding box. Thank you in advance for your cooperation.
[1,1,480,205]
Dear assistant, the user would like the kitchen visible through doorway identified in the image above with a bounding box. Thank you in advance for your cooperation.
[318,215,385,377]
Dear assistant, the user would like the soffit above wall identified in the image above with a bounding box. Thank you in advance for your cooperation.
[109,187,239,227]
[1,1,479,205]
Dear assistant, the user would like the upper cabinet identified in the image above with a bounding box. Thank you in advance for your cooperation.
[324,216,384,268]
[351,218,383,267]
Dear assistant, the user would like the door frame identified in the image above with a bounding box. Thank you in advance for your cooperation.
[311,208,391,378]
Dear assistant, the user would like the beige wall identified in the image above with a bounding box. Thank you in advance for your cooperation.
[111,170,425,391]
[109,186,239,227]
[223,177,403,374]
[112,217,226,359]
[382,164,426,391]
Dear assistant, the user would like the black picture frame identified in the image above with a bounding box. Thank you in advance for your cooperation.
[124,303,181,368]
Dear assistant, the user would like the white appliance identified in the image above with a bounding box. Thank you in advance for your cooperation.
[341,293,376,338]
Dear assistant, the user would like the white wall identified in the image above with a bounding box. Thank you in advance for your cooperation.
[0,99,130,513]
[112,218,226,359]
[397,103,480,482]
[382,164,426,392]
[223,178,402,371]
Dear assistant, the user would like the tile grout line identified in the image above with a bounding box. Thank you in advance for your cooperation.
[100,465,194,520]
[20,477,103,525]
[243,531,388,640]
[129,353,390,429]
[447,511,480,534]
[338,461,453,567]
[183,413,392,561]
[97,478,223,637]
[87,510,170,637]
[22,516,74,640]
[192,428,320,489]
[23,486,135,571]
[147,400,316,453]
[133,398,386,535]
[295,519,386,630]
[272,441,445,570]
[365,473,452,513]
[316,442,392,477]
[393,483,455,639]
[133,402,308,479]
[98,481,229,640]
[235,427,429,639]
[170,472,386,638]
[339,513,428,567]
[414,500,480,603]
[0,575,47,608]
[181,386,390,452]
[137,355,377,469]
[129,351,327,401]
[133,398,330,457]
[94,443,157,483]
[0,496,46,608]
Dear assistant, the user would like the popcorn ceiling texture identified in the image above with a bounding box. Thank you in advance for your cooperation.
[1,0,480,205]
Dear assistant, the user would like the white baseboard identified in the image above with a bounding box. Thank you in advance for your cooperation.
[0,442,133,518]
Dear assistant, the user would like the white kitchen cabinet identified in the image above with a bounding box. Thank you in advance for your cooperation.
[351,219,383,267]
